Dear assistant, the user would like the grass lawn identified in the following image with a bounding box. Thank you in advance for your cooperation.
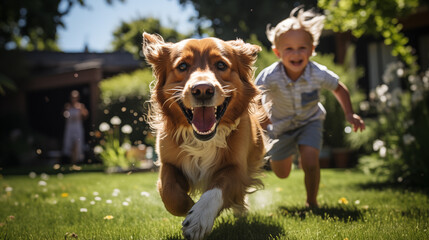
[0,168,428,239]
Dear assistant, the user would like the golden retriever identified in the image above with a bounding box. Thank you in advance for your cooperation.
[142,32,266,240]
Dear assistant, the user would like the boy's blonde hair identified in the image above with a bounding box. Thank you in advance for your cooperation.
[266,7,325,48]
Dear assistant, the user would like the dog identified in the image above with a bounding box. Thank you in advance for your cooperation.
[142,32,267,240]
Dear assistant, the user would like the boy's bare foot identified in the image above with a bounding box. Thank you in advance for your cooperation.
[305,201,319,208]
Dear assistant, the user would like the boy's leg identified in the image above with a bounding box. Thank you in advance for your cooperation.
[299,145,320,208]
[270,156,294,178]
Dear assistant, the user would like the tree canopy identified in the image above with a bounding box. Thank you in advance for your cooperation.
[0,0,123,51]
[110,17,191,61]
[178,0,317,48]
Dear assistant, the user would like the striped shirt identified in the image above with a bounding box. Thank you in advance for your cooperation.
[255,61,339,138]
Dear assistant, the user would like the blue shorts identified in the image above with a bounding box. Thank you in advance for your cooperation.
[267,120,323,161]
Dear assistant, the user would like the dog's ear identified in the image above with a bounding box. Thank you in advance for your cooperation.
[142,33,165,64]
[142,32,171,87]
[227,39,261,67]
[227,39,262,85]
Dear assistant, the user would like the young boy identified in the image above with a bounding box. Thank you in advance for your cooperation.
[255,8,365,207]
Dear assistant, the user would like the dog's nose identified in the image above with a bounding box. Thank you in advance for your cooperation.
[191,82,215,100]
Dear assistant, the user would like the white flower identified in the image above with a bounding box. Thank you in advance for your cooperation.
[121,124,132,134]
[359,101,370,112]
[408,75,418,84]
[90,201,95,205]
[403,134,416,145]
[112,189,120,197]
[29,172,37,179]
[372,139,384,151]
[38,181,47,186]
[93,145,103,154]
[80,208,88,213]
[5,187,13,192]
[95,196,102,201]
[379,146,387,158]
[93,192,99,196]
[376,84,389,98]
[106,199,113,204]
[141,192,150,197]
[396,68,404,77]
[122,201,129,206]
[354,200,360,205]
[99,122,110,132]
[40,173,49,180]
[110,116,121,126]
[79,196,86,201]
[121,142,131,151]
[344,126,352,134]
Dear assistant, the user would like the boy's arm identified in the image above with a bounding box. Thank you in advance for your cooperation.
[332,82,365,132]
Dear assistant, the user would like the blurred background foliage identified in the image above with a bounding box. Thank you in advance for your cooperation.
[110,17,191,62]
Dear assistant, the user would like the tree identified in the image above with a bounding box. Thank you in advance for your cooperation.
[110,17,191,61]
[0,0,123,51]
[177,0,317,48]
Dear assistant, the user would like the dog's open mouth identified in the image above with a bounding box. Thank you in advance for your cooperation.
[178,97,231,141]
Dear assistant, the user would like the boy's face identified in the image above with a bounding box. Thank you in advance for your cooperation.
[273,29,315,80]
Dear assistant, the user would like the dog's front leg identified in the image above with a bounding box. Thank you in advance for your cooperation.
[182,188,223,240]
[158,163,194,216]
[182,166,243,240]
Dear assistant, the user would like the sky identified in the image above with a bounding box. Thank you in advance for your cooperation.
[57,0,197,52]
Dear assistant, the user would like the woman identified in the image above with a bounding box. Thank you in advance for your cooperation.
[62,90,88,163]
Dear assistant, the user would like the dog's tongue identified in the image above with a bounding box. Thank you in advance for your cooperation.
[192,107,216,133]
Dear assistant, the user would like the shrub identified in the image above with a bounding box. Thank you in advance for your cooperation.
[96,69,153,148]
[93,69,155,170]
[350,62,429,186]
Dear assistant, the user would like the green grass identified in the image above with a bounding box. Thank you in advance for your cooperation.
[0,168,428,239]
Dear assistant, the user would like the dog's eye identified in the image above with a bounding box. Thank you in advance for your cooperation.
[177,62,189,72]
[216,61,227,71]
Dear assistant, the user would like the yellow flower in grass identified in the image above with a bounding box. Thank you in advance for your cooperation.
[104,215,114,220]
[338,197,349,205]
[61,193,69,198]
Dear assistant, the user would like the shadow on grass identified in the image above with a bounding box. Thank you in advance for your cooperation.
[165,216,287,240]
[356,181,429,196]
[278,205,364,222]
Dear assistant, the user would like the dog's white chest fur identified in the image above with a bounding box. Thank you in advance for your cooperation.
[174,121,239,192]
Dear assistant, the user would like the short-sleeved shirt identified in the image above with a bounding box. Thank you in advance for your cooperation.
[255,61,339,138]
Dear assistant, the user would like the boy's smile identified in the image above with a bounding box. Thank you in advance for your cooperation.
[273,29,315,81]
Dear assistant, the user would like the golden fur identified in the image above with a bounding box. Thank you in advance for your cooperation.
[142,33,266,222]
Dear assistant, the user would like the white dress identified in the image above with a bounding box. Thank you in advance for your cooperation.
[63,107,85,161]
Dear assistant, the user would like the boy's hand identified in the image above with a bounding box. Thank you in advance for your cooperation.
[346,113,365,132]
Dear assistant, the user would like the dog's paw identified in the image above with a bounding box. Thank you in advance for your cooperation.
[182,188,223,240]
